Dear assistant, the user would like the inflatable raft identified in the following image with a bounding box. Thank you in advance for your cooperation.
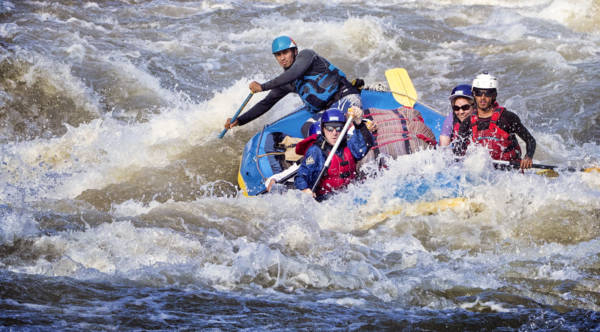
[237,71,445,196]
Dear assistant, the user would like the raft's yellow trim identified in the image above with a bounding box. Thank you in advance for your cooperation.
[238,165,249,197]
[362,197,485,231]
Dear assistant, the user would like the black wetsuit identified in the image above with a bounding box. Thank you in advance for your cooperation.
[454,108,536,159]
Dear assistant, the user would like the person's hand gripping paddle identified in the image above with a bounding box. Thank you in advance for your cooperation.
[309,107,363,198]
[219,92,253,139]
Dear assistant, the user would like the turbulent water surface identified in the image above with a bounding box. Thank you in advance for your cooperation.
[1,0,600,330]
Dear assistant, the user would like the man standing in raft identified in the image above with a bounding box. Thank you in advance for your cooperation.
[223,36,361,130]
[454,72,536,169]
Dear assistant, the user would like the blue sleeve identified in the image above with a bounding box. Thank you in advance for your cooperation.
[440,112,454,137]
[347,123,374,160]
[294,145,324,190]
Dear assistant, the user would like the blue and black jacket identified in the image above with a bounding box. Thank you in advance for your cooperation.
[237,49,358,126]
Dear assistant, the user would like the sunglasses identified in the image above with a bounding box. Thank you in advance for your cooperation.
[473,89,496,97]
[324,125,343,132]
[452,104,472,112]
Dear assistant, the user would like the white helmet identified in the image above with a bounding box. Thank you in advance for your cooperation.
[472,72,498,90]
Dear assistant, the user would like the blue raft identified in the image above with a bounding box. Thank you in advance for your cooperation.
[237,89,445,197]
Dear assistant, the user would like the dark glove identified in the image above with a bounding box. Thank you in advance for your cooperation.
[351,78,365,90]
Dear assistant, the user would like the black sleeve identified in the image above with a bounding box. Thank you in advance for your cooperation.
[236,86,291,126]
[357,121,375,149]
[499,110,536,158]
[261,49,316,91]
[452,119,472,156]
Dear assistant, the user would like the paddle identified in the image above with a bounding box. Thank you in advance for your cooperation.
[493,160,600,173]
[218,92,254,139]
[257,165,300,195]
[385,68,418,107]
[310,115,355,194]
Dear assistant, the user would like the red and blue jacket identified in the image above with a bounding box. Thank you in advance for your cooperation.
[294,122,373,199]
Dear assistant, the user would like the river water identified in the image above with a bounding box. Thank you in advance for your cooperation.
[1,0,600,330]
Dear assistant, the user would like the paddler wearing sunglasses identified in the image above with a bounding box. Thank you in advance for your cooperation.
[453,72,536,170]
[294,106,374,201]
[439,84,475,147]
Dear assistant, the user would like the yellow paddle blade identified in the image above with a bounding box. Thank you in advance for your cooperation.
[583,167,600,173]
[385,68,418,107]
[536,169,559,178]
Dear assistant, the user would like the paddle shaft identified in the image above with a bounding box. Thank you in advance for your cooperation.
[494,160,582,172]
[384,89,448,115]
[310,115,354,193]
[218,92,253,139]
[257,169,299,195]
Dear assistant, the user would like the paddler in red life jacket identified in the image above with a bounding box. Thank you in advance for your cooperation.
[223,36,362,131]
[453,72,536,170]
[294,107,374,201]
[439,84,475,147]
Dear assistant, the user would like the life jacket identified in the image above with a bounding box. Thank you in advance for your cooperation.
[317,145,356,196]
[295,134,318,156]
[451,119,461,141]
[294,56,348,112]
[470,106,522,161]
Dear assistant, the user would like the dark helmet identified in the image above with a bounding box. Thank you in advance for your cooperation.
[449,84,474,102]
[320,108,346,126]
[309,121,321,136]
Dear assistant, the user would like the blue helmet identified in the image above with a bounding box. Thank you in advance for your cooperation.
[309,121,321,136]
[320,108,346,126]
[449,84,474,102]
[271,36,297,54]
